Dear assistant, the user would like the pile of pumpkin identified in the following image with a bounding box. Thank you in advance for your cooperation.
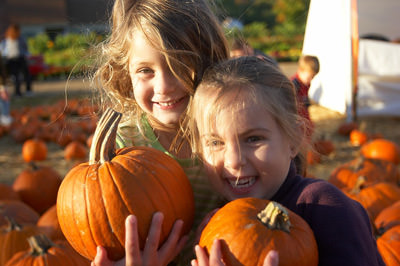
[0,98,99,265]
[313,121,400,266]
[0,98,98,161]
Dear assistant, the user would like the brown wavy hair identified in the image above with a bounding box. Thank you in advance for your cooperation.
[92,0,229,137]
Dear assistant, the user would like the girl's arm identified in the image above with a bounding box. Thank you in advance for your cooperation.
[91,213,188,266]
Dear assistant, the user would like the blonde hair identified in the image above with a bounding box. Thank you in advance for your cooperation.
[298,55,320,74]
[92,0,229,134]
[187,56,309,168]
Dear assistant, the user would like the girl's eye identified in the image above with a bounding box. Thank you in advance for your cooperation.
[205,139,223,148]
[138,68,154,74]
[246,136,263,143]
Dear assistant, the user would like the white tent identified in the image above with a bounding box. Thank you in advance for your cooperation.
[302,0,400,120]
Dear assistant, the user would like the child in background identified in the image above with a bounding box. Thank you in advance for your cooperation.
[186,56,384,266]
[291,55,319,137]
[90,0,229,265]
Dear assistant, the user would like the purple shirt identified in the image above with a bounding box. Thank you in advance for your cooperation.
[271,163,384,266]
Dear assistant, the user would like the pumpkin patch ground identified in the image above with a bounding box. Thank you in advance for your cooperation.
[0,79,400,185]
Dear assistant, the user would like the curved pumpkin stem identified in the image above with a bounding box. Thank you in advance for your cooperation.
[5,216,23,232]
[27,234,55,256]
[89,108,122,165]
[257,201,291,233]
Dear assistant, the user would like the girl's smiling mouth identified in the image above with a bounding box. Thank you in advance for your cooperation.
[154,96,187,110]
[225,176,257,194]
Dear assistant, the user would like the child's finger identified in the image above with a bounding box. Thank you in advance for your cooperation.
[125,214,142,266]
[142,212,164,258]
[158,219,185,262]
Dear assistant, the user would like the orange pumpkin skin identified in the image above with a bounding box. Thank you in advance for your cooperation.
[37,205,65,241]
[375,200,400,234]
[361,139,400,165]
[199,198,318,266]
[56,109,195,261]
[328,158,400,189]
[376,225,400,266]
[0,200,40,227]
[5,235,90,266]
[0,220,42,265]
[0,184,20,201]
[343,181,400,222]
[349,129,368,146]
[22,138,47,162]
[13,164,62,214]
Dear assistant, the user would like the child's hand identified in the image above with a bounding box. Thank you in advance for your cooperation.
[191,240,279,266]
[91,212,188,266]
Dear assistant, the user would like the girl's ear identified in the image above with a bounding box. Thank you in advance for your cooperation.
[289,142,300,159]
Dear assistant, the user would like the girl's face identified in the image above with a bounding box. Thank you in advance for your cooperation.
[200,95,297,201]
[128,31,190,126]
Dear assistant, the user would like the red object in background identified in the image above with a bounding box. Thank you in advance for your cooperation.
[28,55,47,76]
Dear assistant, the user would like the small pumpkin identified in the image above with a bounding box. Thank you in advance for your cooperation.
[199,198,318,266]
[56,108,195,261]
[349,129,368,146]
[313,139,335,156]
[64,140,87,161]
[5,234,90,266]
[13,163,62,214]
[22,138,48,162]
[361,139,400,165]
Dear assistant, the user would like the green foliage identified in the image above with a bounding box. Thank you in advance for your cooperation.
[27,32,104,73]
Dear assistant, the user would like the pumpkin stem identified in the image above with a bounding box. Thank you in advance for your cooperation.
[5,216,23,231]
[27,234,55,256]
[257,201,291,233]
[351,176,366,194]
[89,108,122,164]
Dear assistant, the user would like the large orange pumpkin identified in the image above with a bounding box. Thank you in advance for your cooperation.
[199,198,318,266]
[5,234,90,266]
[361,139,400,165]
[56,108,195,261]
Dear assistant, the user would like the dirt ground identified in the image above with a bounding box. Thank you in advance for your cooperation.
[1,68,400,186]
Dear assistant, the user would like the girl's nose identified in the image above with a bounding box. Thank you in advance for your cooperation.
[154,69,179,95]
[224,143,246,170]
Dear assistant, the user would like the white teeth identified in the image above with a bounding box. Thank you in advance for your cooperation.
[227,177,256,188]
[158,99,179,106]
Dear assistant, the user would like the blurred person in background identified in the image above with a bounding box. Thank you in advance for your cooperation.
[0,53,12,126]
[0,23,32,97]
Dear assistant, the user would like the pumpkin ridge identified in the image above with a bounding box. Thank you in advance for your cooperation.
[111,157,171,245]
[98,163,131,248]
[86,163,124,255]
[74,164,98,258]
